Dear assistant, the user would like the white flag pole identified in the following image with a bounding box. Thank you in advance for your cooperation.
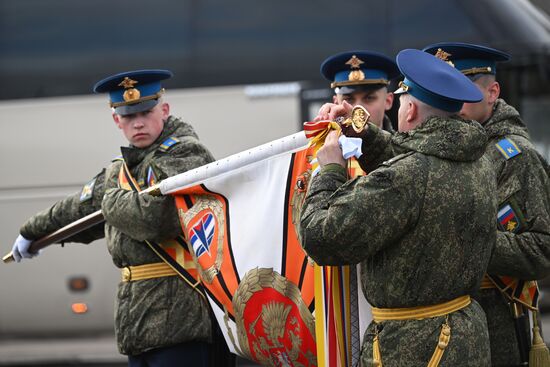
[158,131,308,195]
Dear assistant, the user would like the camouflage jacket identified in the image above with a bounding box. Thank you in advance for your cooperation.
[300,116,496,365]
[381,114,395,134]
[476,99,550,366]
[20,116,215,356]
[483,99,550,279]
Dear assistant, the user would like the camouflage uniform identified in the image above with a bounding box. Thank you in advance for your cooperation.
[300,116,496,366]
[20,116,215,356]
[381,114,395,134]
[475,99,550,366]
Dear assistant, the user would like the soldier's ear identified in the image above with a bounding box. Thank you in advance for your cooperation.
[406,100,418,123]
[487,81,500,104]
[385,92,394,111]
[112,113,122,129]
[160,102,170,119]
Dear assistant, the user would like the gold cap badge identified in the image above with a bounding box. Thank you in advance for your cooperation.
[119,77,140,102]
[434,48,455,67]
[123,88,141,102]
[118,77,138,89]
[346,55,366,82]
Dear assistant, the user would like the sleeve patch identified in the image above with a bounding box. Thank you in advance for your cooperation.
[146,166,158,187]
[80,177,97,202]
[497,203,522,233]
[495,138,522,160]
[159,137,180,152]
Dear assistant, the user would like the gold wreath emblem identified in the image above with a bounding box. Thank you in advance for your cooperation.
[230,268,317,366]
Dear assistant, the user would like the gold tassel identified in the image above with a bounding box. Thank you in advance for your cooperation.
[529,310,550,367]
[373,327,383,367]
[427,320,451,367]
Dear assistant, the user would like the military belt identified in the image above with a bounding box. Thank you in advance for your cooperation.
[480,274,496,290]
[371,295,471,322]
[122,262,178,282]
[372,295,470,367]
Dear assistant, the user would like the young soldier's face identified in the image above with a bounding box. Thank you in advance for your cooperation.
[335,87,393,128]
[113,102,170,148]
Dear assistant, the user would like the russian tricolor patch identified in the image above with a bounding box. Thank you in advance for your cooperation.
[498,204,521,233]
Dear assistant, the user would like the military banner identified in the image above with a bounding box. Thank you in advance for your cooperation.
[156,128,368,366]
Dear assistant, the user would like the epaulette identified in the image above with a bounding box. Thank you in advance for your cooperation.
[111,155,124,162]
[495,137,522,160]
[380,151,415,167]
[159,137,180,152]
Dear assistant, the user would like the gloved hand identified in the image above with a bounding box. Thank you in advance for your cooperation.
[11,234,35,262]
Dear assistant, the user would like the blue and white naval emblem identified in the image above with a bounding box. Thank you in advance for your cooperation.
[190,213,215,257]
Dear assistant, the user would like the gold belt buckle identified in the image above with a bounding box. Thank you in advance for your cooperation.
[122,267,131,282]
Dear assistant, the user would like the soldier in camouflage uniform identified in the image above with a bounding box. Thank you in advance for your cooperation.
[11,70,217,367]
[318,50,400,133]
[300,49,496,366]
[424,42,550,366]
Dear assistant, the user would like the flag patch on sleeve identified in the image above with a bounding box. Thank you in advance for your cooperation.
[498,203,521,233]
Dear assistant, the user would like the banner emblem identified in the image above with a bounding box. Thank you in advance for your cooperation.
[190,213,215,258]
[182,195,226,283]
[232,267,317,367]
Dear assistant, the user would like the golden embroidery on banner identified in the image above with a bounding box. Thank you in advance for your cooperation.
[229,267,317,366]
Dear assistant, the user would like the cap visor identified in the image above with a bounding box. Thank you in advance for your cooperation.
[114,99,159,116]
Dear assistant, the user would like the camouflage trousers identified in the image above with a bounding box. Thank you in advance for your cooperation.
[475,289,528,367]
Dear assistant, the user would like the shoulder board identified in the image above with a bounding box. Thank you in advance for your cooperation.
[380,151,415,167]
[495,138,522,160]
[111,155,124,162]
[159,137,180,152]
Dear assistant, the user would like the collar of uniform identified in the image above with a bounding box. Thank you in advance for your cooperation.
[482,99,529,140]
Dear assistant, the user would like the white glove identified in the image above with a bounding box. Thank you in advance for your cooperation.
[11,235,35,262]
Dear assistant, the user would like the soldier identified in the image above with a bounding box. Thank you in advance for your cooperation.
[423,42,550,367]
[299,49,496,366]
[318,50,400,132]
[10,70,217,366]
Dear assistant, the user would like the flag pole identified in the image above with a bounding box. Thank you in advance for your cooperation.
[3,131,308,264]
